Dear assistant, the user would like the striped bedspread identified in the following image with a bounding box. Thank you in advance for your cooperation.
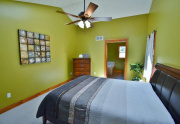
[36,76,174,124]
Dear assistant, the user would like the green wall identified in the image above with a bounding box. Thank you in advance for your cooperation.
[0,1,77,109]
[148,0,180,69]
[107,43,125,70]
[75,14,148,80]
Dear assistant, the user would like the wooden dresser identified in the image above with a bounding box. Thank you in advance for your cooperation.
[73,58,91,78]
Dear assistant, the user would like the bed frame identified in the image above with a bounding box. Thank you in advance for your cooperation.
[150,63,180,124]
[43,63,180,124]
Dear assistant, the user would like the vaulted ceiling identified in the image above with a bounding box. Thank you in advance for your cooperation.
[16,0,153,22]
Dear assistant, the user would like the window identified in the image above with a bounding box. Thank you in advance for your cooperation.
[118,45,126,59]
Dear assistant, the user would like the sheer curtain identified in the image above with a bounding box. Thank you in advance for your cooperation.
[143,31,155,82]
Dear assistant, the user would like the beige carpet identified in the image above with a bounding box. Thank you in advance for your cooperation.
[0,92,53,124]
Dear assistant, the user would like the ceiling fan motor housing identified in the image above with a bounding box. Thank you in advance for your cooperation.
[78,11,88,21]
[78,11,84,16]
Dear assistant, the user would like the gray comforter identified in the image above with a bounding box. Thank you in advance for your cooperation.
[37,76,174,124]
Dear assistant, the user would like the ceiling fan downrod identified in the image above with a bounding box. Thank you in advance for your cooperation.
[84,0,85,12]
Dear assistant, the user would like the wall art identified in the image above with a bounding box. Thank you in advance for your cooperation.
[18,29,51,65]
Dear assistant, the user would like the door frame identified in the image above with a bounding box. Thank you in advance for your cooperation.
[104,38,128,80]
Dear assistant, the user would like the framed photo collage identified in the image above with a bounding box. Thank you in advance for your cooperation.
[18,29,51,65]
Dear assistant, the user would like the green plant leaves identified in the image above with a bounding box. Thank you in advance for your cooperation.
[130,63,144,81]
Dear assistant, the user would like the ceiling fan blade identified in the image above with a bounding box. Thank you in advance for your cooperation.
[90,17,112,22]
[66,20,81,25]
[56,10,81,19]
[84,2,98,18]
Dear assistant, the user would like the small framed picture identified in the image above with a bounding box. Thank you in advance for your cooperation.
[41,52,46,57]
[45,35,50,40]
[46,41,50,46]
[27,38,34,45]
[42,57,46,62]
[46,52,50,57]
[34,39,40,45]
[35,52,41,57]
[40,40,45,45]
[21,59,28,65]
[27,31,33,38]
[20,37,27,44]
[29,58,35,64]
[46,46,50,51]
[40,34,45,40]
[19,30,26,37]
[46,57,51,62]
[28,51,35,57]
[28,45,34,51]
[20,44,27,51]
[34,33,39,39]
[36,58,41,63]
[35,45,40,51]
[21,51,28,58]
[41,46,45,51]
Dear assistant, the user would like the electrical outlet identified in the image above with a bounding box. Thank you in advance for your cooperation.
[70,72,72,75]
[7,93,11,98]
[94,72,96,75]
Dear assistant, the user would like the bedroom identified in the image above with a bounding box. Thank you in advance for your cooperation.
[0,0,180,124]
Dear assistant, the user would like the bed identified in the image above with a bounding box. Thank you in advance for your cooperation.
[36,63,180,124]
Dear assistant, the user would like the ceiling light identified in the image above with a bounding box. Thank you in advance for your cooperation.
[78,21,84,29]
[85,20,91,28]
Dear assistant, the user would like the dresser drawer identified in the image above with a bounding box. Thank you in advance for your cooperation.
[74,72,90,76]
[74,68,90,72]
[74,59,90,64]
[74,64,90,68]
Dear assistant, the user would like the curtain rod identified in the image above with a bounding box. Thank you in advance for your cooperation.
[146,30,157,38]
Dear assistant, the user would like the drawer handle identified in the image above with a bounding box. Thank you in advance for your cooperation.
[81,65,83,66]
[81,73,84,75]
[81,61,84,63]
[81,69,84,70]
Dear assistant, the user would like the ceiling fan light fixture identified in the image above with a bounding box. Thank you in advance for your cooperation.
[85,20,91,28]
[78,21,84,28]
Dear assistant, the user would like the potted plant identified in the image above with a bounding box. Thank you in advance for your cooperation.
[130,63,144,81]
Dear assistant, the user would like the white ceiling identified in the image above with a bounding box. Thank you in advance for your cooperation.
[16,0,153,22]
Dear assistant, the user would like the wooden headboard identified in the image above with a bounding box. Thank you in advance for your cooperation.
[150,63,180,124]
[150,63,180,80]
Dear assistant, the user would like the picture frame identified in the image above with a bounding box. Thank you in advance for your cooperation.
[18,29,51,65]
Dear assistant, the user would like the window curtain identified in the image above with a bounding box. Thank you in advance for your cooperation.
[143,31,155,82]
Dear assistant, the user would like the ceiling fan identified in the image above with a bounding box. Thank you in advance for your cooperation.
[56,0,112,29]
